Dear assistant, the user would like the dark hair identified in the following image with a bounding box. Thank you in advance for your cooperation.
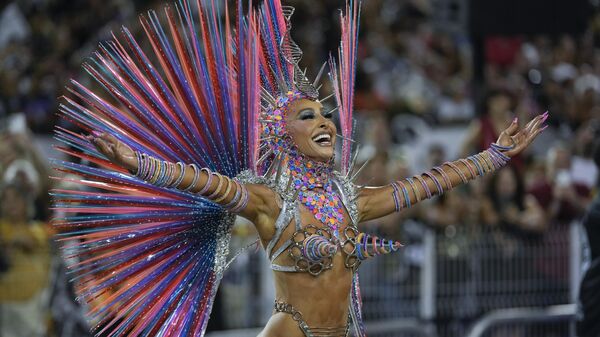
[488,165,525,211]
[0,182,34,220]
[485,88,515,105]
[0,182,32,206]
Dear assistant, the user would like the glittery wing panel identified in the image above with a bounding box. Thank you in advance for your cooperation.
[329,0,361,175]
[54,0,260,336]
[52,174,231,336]
[59,1,260,175]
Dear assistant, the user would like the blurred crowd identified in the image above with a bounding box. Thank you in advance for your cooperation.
[0,0,599,336]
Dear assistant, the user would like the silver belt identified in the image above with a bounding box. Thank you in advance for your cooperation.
[274,300,349,337]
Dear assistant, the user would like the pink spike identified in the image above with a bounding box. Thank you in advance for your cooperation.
[330,0,360,175]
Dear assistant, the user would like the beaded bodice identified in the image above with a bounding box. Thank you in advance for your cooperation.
[236,171,401,276]
[266,194,362,275]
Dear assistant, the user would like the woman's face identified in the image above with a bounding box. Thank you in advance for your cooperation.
[488,94,511,116]
[0,187,28,223]
[285,98,337,162]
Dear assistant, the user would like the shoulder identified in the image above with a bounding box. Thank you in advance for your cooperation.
[235,171,280,237]
[332,171,361,224]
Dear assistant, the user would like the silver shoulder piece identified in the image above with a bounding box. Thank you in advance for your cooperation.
[332,171,360,226]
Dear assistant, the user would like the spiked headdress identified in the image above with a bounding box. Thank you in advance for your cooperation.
[256,0,361,179]
[52,0,362,336]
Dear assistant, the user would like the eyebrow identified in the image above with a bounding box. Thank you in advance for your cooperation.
[294,103,323,118]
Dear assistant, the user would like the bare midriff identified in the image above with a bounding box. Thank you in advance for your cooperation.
[258,205,354,337]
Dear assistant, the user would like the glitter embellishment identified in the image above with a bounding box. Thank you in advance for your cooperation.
[260,91,345,234]
[298,188,344,234]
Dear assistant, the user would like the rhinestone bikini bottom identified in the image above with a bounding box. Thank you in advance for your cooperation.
[274,300,349,337]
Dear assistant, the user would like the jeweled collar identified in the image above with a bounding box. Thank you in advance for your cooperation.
[260,90,335,191]
[286,146,333,191]
[259,91,344,231]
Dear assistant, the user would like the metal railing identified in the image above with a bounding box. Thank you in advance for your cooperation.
[465,304,577,337]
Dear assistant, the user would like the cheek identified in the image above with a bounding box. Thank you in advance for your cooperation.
[287,121,311,142]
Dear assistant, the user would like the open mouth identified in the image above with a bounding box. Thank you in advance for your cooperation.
[312,132,332,147]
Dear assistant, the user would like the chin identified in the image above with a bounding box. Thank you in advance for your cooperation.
[314,151,334,163]
[298,143,335,163]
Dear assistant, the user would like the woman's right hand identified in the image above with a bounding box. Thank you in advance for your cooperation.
[89,133,138,172]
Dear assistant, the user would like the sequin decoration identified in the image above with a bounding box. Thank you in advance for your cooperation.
[298,188,344,233]
[260,91,344,234]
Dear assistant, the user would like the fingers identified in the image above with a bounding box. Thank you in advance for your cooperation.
[86,131,120,151]
[504,117,520,136]
[529,125,547,140]
[521,111,549,145]
[91,137,114,158]
[527,111,549,135]
[492,110,549,157]
[525,111,548,133]
[101,133,120,146]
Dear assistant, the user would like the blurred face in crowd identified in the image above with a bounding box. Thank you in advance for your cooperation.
[0,186,30,224]
[428,145,445,167]
[286,98,336,163]
[488,93,512,116]
[496,168,518,199]
[547,146,572,181]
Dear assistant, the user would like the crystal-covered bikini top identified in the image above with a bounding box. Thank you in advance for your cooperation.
[266,177,360,275]
[238,170,401,276]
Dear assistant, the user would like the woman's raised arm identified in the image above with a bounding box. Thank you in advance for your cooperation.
[89,133,278,237]
[357,112,548,222]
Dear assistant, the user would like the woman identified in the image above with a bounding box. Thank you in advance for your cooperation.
[90,102,544,337]
[54,0,547,336]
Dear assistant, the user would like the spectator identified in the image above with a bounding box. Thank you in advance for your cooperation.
[0,115,52,221]
[528,143,591,224]
[437,78,475,124]
[0,182,51,337]
[577,136,600,337]
[486,166,547,239]
[571,120,599,189]
[461,90,525,171]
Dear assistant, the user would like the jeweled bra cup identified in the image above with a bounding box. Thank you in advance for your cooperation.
[289,224,367,275]
[289,223,399,276]
[290,225,337,275]
[341,226,361,270]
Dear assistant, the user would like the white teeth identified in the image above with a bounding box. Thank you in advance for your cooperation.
[312,133,331,142]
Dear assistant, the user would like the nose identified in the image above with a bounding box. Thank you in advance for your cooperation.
[318,119,334,133]
[317,112,332,127]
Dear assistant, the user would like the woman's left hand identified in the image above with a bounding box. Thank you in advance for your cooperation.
[496,111,548,157]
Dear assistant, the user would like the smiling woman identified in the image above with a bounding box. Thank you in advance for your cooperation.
[286,99,337,162]
[53,0,547,336]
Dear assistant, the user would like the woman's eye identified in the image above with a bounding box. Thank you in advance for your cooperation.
[322,111,333,119]
[299,110,315,120]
